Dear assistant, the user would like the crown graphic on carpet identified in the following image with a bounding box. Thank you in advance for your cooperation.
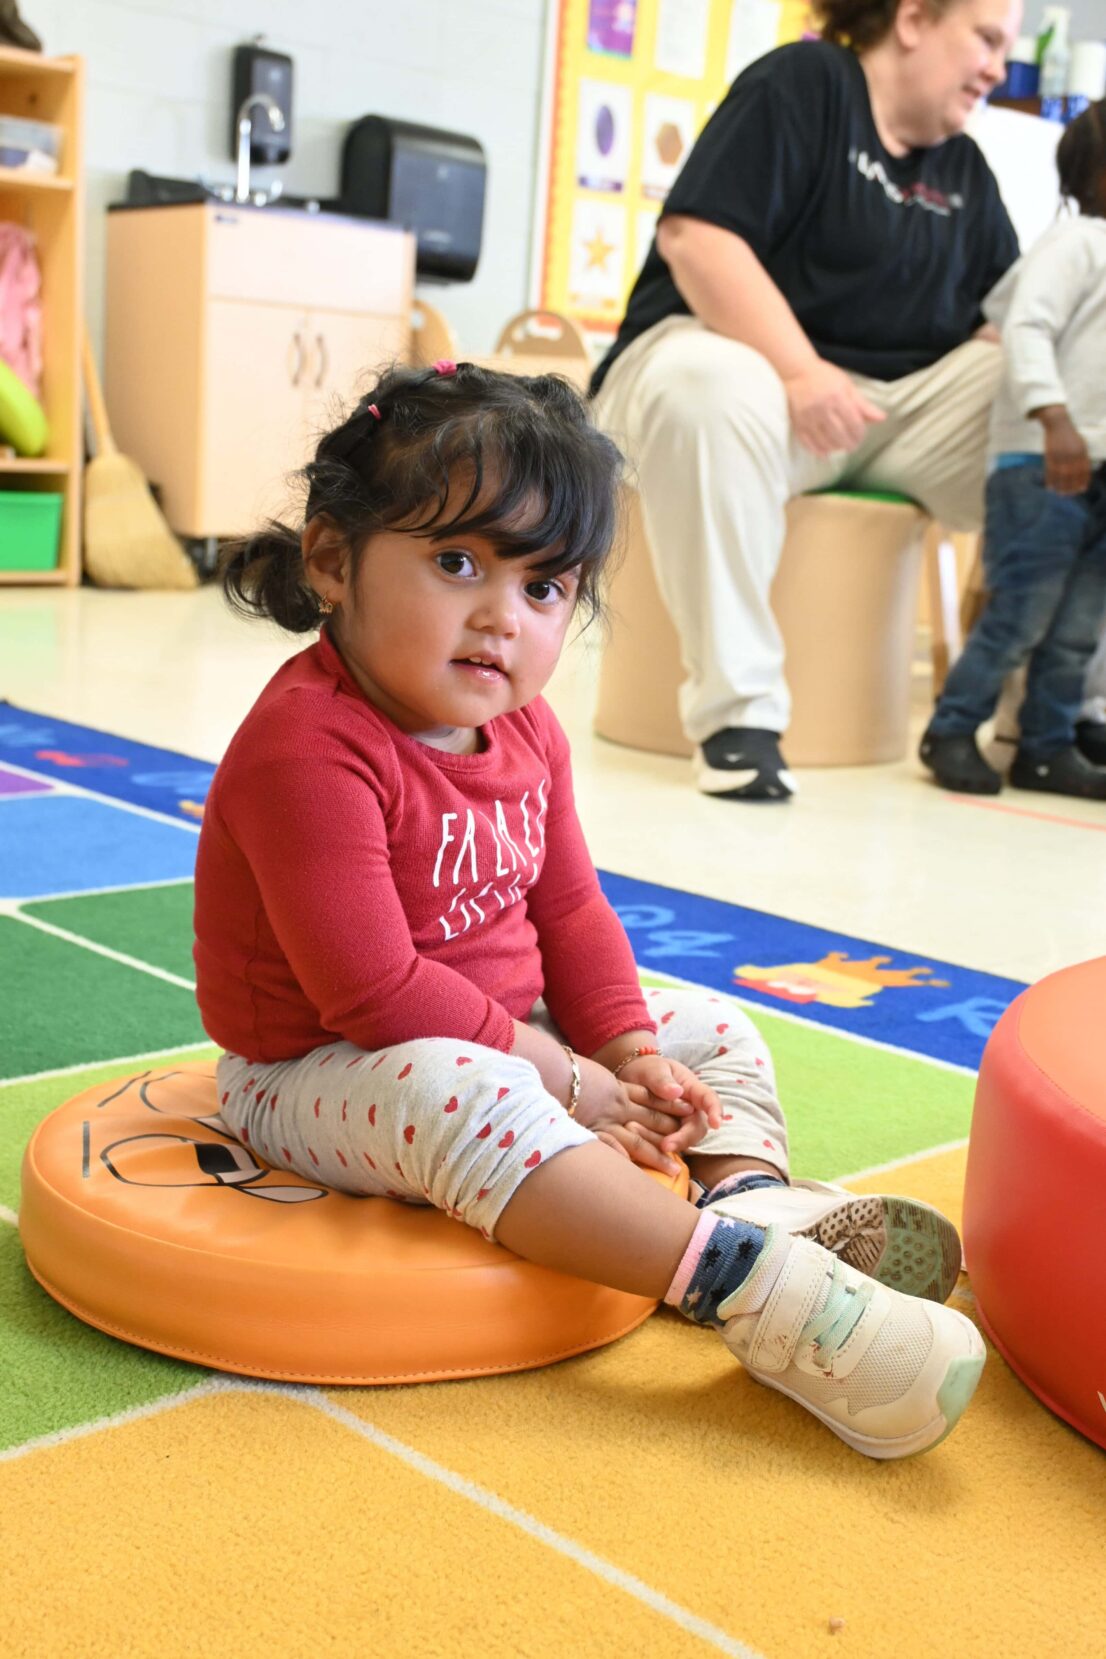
[814,952,950,988]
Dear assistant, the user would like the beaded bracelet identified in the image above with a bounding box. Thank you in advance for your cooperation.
[612,1045,661,1077]
[561,1045,582,1118]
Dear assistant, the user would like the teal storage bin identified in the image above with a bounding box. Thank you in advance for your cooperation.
[0,491,63,571]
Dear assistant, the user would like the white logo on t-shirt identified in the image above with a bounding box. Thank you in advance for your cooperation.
[849,148,963,217]
[431,779,550,940]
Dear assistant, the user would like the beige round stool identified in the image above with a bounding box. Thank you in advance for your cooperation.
[595,489,929,767]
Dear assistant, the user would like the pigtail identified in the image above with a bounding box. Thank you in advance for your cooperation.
[222,357,623,638]
[220,522,325,634]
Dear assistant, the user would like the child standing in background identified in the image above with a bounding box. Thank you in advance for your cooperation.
[921,99,1106,797]
[194,361,982,1460]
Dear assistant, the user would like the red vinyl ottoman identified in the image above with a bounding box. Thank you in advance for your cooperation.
[963,958,1106,1450]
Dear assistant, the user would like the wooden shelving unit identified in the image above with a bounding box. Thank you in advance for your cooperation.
[0,45,83,587]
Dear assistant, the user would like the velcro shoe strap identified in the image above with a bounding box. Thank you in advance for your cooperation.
[746,1242,825,1374]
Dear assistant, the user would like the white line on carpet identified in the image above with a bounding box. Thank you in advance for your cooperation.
[0,1379,225,1464]
[280,1385,766,1659]
[647,967,980,1078]
[0,1203,17,1227]
[15,875,195,906]
[835,1137,970,1185]
[0,760,201,834]
[2,1040,217,1091]
[6,908,196,990]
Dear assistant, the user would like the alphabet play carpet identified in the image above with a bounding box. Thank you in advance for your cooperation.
[1,706,1102,1659]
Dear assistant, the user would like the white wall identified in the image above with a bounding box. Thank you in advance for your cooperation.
[1024,1,1105,45]
[28,0,548,355]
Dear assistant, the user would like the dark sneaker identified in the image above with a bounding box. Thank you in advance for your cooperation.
[918,728,1002,794]
[1075,719,1106,768]
[1009,745,1106,800]
[696,727,796,801]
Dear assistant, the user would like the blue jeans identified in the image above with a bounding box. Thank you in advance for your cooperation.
[929,460,1106,756]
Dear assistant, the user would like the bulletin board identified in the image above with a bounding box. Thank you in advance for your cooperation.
[532,0,811,336]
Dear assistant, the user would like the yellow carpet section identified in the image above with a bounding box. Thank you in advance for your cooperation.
[3,1149,1104,1658]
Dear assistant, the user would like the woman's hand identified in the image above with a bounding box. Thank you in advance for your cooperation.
[573,1055,690,1175]
[783,360,886,458]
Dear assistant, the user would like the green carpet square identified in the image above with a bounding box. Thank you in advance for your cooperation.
[0,1225,204,1454]
[22,882,197,983]
[0,915,206,1078]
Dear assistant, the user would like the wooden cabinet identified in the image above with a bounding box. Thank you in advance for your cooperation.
[0,46,83,586]
[104,203,415,539]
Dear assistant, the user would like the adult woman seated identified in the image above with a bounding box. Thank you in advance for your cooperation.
[592,0,1020,801]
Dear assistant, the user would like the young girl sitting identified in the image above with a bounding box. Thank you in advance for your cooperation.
[195,361,983,1460]
[921,99,1106,798]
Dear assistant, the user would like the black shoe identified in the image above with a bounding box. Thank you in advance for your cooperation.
[696,727,795,801]
[1075,719,1106,768]
[1009,745,1106,800]
[918,728,1002,794]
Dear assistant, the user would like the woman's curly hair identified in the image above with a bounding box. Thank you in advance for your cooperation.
[813,0,954,51]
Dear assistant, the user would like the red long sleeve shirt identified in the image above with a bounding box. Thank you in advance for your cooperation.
[193,633,654,1063]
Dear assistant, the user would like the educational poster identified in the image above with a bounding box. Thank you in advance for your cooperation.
[587,0,638,57]
[654,0,711,77]
[576,79,634,191]
[725,0,782,79]
[567,198,629,315]
[641,93,696,199]
[535,0,811,336]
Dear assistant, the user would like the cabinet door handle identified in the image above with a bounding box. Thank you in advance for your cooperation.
[314,333,328,390]
[289,330,305,388]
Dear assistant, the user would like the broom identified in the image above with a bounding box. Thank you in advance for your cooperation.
[81,330,198,590]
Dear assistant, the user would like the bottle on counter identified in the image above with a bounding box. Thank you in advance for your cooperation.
[1037,4,1072,121]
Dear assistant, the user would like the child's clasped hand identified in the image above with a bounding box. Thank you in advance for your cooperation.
[572,1052,722,1175]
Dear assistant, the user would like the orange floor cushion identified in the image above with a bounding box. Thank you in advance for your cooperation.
[963,957,1106,1450]
[20,1064,686,1384]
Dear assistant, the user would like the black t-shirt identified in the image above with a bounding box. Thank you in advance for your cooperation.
[591,40,1018,394]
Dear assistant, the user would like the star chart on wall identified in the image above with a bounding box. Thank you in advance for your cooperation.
[568,199,627,313]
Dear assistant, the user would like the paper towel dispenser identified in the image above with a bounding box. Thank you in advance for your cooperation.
[340,116,486,283]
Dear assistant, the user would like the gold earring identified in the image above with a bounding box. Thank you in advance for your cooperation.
[319,596,334,615]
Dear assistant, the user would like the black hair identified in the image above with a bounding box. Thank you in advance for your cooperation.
[1057,99,1106,218]
[813,0,953,52]
[222,361,624,634]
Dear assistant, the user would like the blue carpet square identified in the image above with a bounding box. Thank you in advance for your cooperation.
[0,796,198,899]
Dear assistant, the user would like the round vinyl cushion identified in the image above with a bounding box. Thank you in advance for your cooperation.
[963,957,1106,1449]
[20,1064,687,1384]
[0,356,48,456]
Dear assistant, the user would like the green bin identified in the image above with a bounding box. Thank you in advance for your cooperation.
[0,491,63,571]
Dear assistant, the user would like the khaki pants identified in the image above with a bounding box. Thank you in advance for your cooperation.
[594,315,1003,740]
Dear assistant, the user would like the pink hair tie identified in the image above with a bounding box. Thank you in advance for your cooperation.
[367,403,382,420]
[432,360,457,377]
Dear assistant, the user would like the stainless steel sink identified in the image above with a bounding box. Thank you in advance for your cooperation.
[123,170,326,213]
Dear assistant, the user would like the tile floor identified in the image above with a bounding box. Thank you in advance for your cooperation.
[2,583,1103,985]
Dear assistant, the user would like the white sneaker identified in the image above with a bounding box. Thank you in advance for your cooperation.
[705,1178,962,1303]
[718,1225,985,1460]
